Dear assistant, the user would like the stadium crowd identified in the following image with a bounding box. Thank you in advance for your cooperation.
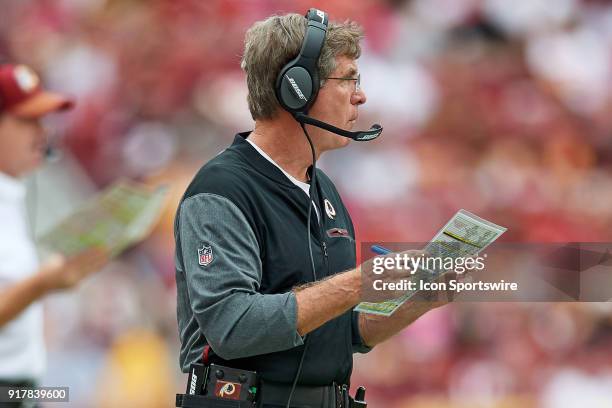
[1,0,612,406]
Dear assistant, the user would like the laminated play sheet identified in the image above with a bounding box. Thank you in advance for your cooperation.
[355,210,507,316]
[38,180,169,258]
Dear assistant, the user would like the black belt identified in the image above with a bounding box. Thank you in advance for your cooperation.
[175,362,366,408]
[258,381,349,408]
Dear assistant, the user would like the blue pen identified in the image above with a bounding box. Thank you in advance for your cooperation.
[370,245,392,255]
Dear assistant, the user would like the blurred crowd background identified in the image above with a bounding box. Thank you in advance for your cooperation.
[2,0,612,406]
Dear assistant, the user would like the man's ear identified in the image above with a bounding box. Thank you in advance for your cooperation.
[0,114,16,145]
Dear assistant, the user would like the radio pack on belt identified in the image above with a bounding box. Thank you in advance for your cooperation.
[176,363,259,408]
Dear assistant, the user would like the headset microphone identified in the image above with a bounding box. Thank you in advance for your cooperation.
[293,112,382,141]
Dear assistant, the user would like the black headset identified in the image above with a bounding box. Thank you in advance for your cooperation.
[274,8,383,142]
[275,8,328,116]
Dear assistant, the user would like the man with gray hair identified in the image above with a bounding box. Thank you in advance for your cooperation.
[175,9,443,407]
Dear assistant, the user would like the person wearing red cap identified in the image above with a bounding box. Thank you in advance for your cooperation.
[0,64,107,402]
[0,64,74,175]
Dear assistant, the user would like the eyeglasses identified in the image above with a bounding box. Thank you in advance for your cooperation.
[323,73,361,93]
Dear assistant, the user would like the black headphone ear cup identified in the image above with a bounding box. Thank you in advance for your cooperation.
[274,9,327,116]
[277,66,314,113]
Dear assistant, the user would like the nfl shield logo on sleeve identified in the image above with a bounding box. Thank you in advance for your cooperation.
[198,244,213,266]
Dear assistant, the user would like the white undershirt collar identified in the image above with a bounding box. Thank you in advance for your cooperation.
[246,138,311,196]
[246,137,320,221]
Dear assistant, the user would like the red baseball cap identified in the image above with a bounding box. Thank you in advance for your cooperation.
[0,64,74,118]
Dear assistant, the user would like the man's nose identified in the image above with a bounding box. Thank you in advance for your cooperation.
[351,88,366,106]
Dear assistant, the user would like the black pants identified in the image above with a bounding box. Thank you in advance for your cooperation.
[0,380,38,408]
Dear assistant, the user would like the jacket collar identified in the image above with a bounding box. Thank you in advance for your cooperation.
[230,132,301,189]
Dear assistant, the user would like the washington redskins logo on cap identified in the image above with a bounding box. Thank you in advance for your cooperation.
[13,65,40,93]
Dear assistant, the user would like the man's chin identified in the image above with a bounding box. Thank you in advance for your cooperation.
[327,133,351,151]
